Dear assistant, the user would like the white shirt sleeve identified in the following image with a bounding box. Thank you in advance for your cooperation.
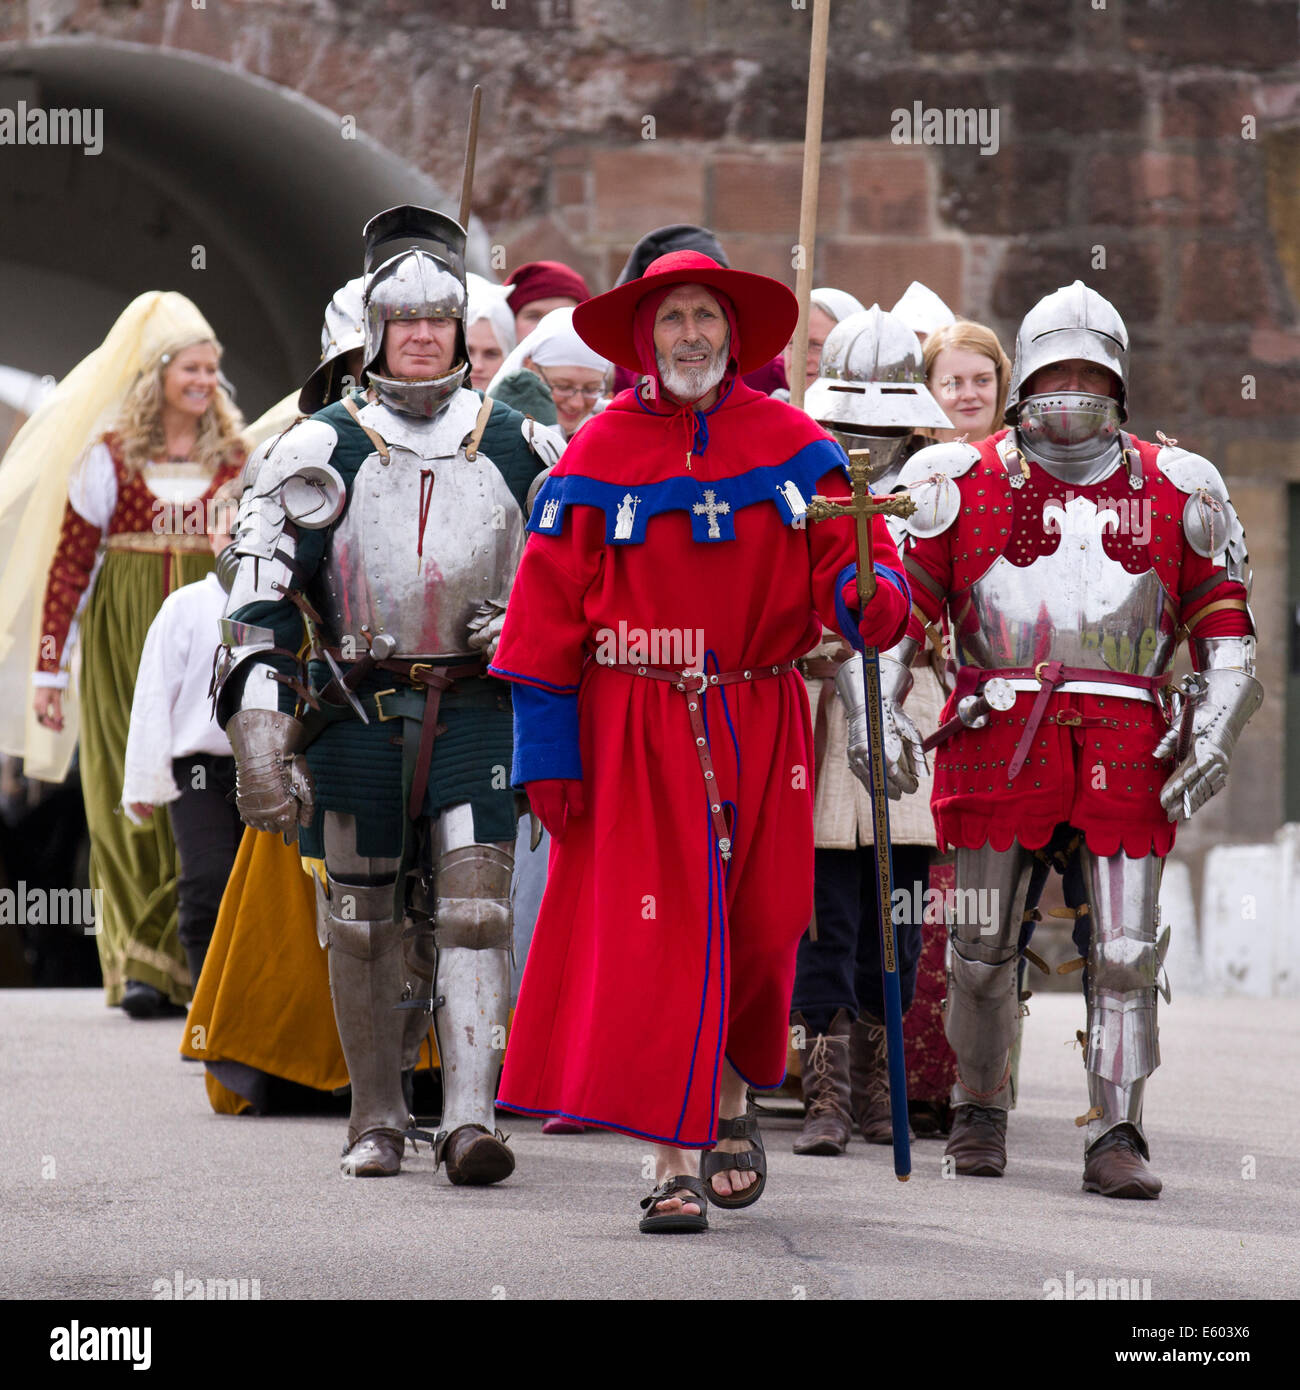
[121,574,233,821]
[121,597,183,813]
[67,442,118,530]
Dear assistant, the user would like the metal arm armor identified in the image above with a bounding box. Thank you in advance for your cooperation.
[1157,443,1249,584]
[896,440,981,539]
[226,420,346,612]
[217,419,345,719]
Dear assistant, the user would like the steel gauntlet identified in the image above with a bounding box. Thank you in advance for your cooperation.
[838,638,926,800]
[226,709,315,834]
[1156,637,1262,821]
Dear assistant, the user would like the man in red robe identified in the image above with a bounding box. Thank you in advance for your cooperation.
[488,251,909,1231]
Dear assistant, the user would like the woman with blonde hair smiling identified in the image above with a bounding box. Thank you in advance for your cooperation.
[923,319,1011,445]
[0,292,245,1017]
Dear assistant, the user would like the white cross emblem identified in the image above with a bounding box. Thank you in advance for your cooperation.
[692,489,731,540]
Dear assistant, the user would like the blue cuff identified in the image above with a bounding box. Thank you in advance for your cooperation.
[834,562,911,653]
[510,682,583,785]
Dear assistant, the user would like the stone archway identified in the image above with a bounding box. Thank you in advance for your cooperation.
[0,38,488,416]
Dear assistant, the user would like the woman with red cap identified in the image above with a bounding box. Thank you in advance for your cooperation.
[488,252,910,1233]
[503,260,591,341]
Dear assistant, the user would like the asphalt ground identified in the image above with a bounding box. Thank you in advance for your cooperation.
[2,989,1297,1304]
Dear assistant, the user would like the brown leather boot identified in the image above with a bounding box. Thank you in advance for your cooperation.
[792,1011,853,1155]
[944,1103,1007,1176]
[849,1012,893,1145]
[1082,1125,1162,1199]
[442,1124,516,1186]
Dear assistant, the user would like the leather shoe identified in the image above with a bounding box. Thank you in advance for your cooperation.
[944,1103,1007,1176]
[442,1124,515,1186]
[120,980,185,1019]
[1082,1125,1162,1199]
[340,1129,404,1177]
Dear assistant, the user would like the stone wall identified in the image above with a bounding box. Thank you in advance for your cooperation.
[4,0,1299,860]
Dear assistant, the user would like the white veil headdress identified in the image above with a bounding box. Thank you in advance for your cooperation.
[0,291,219,780]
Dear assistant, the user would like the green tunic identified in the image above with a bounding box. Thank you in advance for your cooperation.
[230,393,544,861]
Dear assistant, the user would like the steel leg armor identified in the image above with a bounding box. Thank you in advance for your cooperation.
[320,813,410,1173]
[429,803,514,1157]
[947,843,1036,1108]
[1081,849,1166,1155]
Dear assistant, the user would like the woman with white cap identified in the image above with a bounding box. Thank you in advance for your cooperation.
[465,273,517,394]
[780,286,866,394]
[487,307,611,439]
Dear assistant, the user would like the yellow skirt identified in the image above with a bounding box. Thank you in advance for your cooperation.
[181,826,437,1114]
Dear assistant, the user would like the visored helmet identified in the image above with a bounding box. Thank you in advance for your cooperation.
[362,205,469,418]
[805,305,952,434]
[1004,280,1129,424]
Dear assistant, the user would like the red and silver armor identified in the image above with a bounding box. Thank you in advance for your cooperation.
[871,283,1261,1190]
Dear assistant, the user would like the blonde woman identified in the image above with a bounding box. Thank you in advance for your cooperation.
[4,293,244,1016]
[922,319,1011,446]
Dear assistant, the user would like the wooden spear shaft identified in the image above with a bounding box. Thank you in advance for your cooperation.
[788,0,830,412]
[458,85,482,228]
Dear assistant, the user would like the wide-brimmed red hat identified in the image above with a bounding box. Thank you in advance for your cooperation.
[573,250,798,374]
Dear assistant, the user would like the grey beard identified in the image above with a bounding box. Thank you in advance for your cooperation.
[656,343,727,402]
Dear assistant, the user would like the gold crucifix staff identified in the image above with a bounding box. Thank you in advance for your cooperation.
[806,448,917,1181]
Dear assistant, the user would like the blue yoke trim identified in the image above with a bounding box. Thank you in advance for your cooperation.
[527,438,849,544]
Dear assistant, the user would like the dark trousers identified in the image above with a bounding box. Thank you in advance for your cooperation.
[168,755,243,988]
[790,843,930,1035]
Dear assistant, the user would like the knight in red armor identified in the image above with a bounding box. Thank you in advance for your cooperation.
[869,282,1260,1197]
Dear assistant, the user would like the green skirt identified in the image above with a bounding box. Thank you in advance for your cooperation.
[78,548,214,1006]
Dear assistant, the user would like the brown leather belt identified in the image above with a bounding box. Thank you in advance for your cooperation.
[798,649,850,787]
[332,652,486,820]
[944,662,1169,783]
[596,656,796,860]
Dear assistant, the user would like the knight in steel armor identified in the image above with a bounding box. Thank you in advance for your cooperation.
[214,206,560,1182]
[790,306,952,1155]
[866,281,1260,1197]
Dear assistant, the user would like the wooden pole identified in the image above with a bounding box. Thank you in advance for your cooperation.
[458,85,483,228]
[788,0,830,411]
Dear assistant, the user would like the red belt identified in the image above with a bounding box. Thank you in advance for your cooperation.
[596,657,795,860]
[946,662,1168,783]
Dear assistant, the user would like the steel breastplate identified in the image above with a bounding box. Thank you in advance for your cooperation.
[311,392,525,658]
[952,495,1177,678]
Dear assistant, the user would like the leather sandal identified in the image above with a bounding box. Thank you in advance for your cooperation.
[639,1175,709,1233]
[700,1103,767,1209]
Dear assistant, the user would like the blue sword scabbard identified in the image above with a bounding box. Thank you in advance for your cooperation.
[806,452,916,1181]
[859,643,911,1181]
